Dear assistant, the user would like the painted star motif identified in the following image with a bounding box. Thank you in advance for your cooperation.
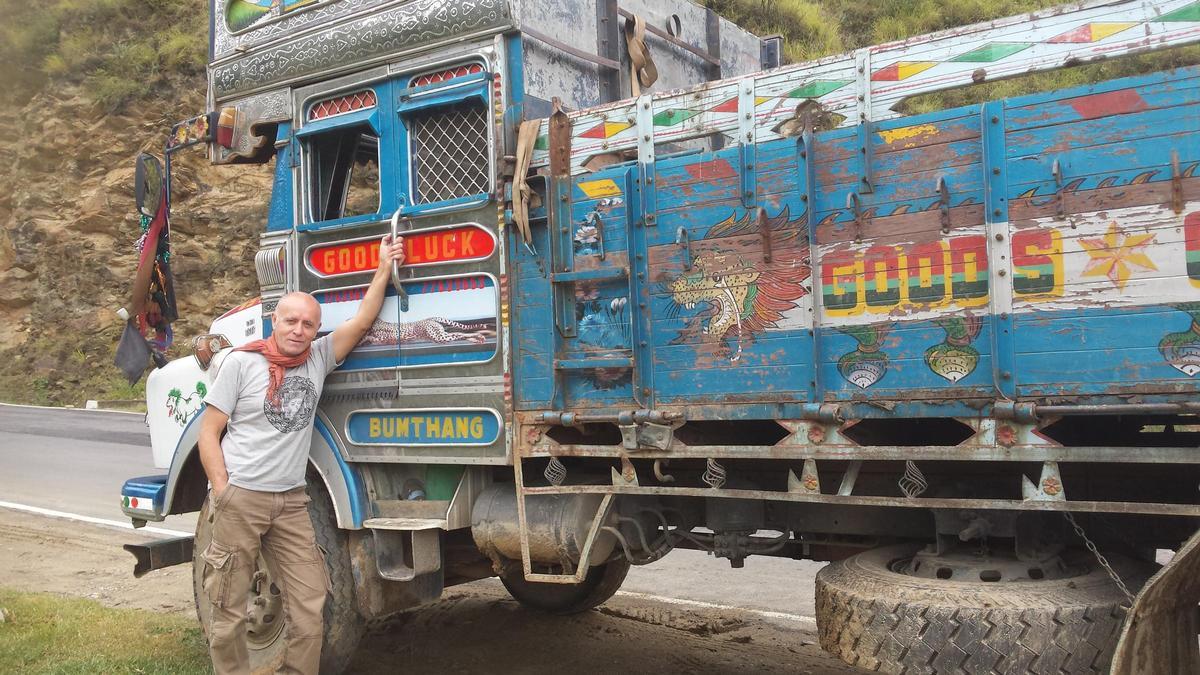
[1078,222,1157,290]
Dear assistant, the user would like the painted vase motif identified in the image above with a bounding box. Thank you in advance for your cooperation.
[1159,303,1200,376]
[837,324,890,389]
[925,316,982,383]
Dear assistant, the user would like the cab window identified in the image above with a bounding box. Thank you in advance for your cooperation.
[307,125,380,222]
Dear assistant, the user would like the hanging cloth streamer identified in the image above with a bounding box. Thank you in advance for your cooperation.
[624,13,658,97]
[512,118,542,249]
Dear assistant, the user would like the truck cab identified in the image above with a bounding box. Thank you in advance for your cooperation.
[122,1,776,671]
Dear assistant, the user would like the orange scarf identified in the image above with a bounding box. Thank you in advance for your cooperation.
[236,337,311,406]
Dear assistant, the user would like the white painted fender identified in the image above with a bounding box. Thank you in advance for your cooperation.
[146,356,209,469]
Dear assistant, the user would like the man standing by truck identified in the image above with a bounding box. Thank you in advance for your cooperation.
[197,234,404,675]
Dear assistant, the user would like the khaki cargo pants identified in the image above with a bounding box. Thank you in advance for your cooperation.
[201,484,331,675]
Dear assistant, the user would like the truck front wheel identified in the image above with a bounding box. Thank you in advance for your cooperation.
[815,544,1155,674]
[499,557,631,614]
[192,473,365,674]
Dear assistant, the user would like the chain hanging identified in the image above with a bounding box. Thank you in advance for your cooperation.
[1064,511,1136,607]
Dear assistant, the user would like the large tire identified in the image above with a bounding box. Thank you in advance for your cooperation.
[193,475,365,674]
[815,544,1155,675]
[500,557,631,615]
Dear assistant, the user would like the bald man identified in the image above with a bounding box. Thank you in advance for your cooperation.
[197,235,403,675]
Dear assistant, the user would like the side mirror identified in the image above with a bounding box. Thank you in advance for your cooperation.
[135,153,164,219]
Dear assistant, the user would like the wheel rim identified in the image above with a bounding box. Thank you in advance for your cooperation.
[245,555,285,649]
[888,547,1087,583]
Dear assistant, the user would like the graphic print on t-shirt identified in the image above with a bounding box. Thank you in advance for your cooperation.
[264,376,317,433]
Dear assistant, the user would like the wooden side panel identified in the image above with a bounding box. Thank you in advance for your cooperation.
[644,137,813,405]
[512,66,1200,415]
[1004,71,1200,396]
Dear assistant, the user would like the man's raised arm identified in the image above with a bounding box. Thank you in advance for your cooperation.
[330,234,405,363]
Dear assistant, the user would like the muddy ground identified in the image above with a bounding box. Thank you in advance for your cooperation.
[0,509,861,674]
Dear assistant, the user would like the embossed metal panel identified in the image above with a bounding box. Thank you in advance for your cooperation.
[210,0,513,100]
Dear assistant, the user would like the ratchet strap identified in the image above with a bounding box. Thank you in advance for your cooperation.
[624,13,658,96]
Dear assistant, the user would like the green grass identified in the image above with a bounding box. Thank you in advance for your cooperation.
[0,589,210,674]
[0,326,149,408]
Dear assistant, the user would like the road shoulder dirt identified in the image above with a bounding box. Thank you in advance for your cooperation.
[0,509,861,674]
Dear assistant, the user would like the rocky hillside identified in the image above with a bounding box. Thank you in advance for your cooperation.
[0,83,272,405]
[0,0,1195,406]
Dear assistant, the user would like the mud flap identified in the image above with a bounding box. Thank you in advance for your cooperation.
[1110,528,1200,674]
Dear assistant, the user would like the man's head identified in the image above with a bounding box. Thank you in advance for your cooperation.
[271,292,322,356]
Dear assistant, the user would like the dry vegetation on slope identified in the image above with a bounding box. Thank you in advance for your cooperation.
[0,0,270,405]
[0,0,1196,405]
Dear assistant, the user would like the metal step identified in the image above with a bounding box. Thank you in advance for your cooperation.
[554,357,633,370]
[551,267,628,284]
[363,517,447,531]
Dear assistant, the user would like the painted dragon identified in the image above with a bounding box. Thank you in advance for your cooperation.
[667,207,809,361]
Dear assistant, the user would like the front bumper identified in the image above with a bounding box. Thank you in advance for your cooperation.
[120,474,168,524]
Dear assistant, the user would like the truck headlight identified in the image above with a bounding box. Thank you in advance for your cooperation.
[191,334,232,371]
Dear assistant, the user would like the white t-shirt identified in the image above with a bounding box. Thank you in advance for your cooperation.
[203,335,340,492]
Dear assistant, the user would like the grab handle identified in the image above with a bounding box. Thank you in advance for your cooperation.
[389,211,410,312]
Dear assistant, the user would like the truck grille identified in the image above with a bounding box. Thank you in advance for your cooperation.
[409,99,489,204]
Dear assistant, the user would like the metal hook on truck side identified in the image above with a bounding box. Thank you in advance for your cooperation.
[1052,159,1066,220]
[847,191,863,243]
[937,176,951,234]
[585,211,606,260]
[389,211,410,312]
[676,226,692,270]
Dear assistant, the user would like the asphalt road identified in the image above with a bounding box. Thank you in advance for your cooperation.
[0,403,829,620]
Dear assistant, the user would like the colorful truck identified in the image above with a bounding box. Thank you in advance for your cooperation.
[120,0,1200,672]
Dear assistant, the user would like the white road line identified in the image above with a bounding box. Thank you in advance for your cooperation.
[0,401,142,415]
[614,590,817,627]
[0,501,191,538]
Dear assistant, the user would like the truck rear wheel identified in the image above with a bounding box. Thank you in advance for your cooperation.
[815,544,1154,674]
[192,475,364,674]
[499,557,631,615]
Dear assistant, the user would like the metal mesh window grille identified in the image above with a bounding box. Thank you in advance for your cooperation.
[409,99,489,204]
